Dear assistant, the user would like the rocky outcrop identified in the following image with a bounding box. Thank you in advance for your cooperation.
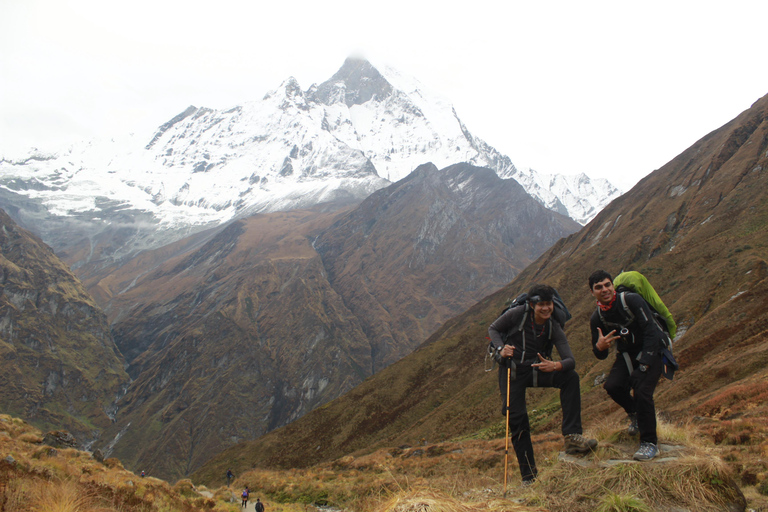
[43,430,77,449]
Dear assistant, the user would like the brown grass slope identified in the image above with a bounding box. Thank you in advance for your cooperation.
[194,92,768,485]
[224,417,759,512]
[92,164,576,482]
[0,209,129,441]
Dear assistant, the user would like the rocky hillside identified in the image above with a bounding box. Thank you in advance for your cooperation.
[0,209,129,443]
[194,92,768,482]
[92,163,577,480]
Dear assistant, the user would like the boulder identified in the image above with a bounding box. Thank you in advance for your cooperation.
[43,430,77,449]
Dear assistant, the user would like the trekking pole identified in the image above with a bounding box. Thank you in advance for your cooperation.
[503,364,511,498]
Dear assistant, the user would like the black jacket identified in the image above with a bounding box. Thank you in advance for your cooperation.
[488,305,576,371]
[590,292,664,366]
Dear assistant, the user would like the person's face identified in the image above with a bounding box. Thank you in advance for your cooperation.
[591,278,615,305]
[533,301,554,324]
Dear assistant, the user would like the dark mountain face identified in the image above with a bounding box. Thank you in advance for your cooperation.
[99,208,371,478]
[91,164,578,480]
[192,93,768,480]
[311,57,394,106]
[315,162,578,371]
[0,209,129,442]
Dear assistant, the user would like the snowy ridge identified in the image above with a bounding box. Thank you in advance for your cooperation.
[0,57,620,260]
[507,168,621,225]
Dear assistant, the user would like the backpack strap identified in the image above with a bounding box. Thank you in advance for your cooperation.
[622,352,634,375]
[532,318,555,388]
[596,291,635,332]
[617,292,635,325]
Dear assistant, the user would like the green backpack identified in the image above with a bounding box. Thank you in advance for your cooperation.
[613,271,677,339]
[609,271,679,380]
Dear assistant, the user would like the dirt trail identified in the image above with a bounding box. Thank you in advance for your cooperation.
[203,488,263,511]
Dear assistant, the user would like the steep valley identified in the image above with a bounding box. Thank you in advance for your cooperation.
[83,163,577,480]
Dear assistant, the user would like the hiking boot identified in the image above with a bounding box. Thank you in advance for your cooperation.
[564,433,598,454]
[633,442,658,461]
[627,413,639,436]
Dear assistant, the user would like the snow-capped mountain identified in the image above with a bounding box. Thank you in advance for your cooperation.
[0,57,620,265]
[508,167,620,224]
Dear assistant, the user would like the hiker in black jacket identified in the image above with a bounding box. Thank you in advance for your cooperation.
[588,270,664,461]
[254,498,265,512]
[488,284,597,484]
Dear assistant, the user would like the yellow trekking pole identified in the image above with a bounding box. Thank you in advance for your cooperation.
[503,365,511,497]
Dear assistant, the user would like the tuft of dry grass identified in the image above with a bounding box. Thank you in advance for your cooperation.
[594,492,651,512]
[30,480,99,512]
[538,451,745,512]
[18,432,44,444]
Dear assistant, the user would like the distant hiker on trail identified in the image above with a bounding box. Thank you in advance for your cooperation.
[226,468,234,486]
[588,270,666,461]
[488,284,597,485]
[255,497,265,512]
[241,486,249,507]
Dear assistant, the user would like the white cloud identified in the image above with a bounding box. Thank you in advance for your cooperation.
[2,0,767,190]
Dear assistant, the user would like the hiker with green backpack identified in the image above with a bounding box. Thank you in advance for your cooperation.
[488,284,597,486]
[588,270,678,462]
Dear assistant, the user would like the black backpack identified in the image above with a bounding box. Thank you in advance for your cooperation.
[500,290,571,329]
[485,289,571,371]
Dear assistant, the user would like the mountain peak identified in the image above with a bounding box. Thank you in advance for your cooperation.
[312,57,393,107]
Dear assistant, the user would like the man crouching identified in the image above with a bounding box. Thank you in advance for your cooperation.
[588,270,664,461]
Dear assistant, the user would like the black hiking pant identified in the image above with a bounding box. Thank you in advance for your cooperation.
[500,364,584,482]
[604,352,662,444]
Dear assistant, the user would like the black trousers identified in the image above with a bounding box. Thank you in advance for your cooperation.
[499,365,584,482]
[603,352,662,444]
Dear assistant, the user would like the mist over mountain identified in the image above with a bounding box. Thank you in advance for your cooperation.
[0,57,618,278]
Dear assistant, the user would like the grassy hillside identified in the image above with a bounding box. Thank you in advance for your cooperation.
[194,91,768,508]
[214,414,764,511]
[0,413,235,511]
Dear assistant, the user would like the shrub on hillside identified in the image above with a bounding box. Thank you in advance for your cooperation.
[103,457,124,470]
[173,478,198,497]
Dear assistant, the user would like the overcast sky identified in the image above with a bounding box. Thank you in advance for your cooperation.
[2,0,767,190]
